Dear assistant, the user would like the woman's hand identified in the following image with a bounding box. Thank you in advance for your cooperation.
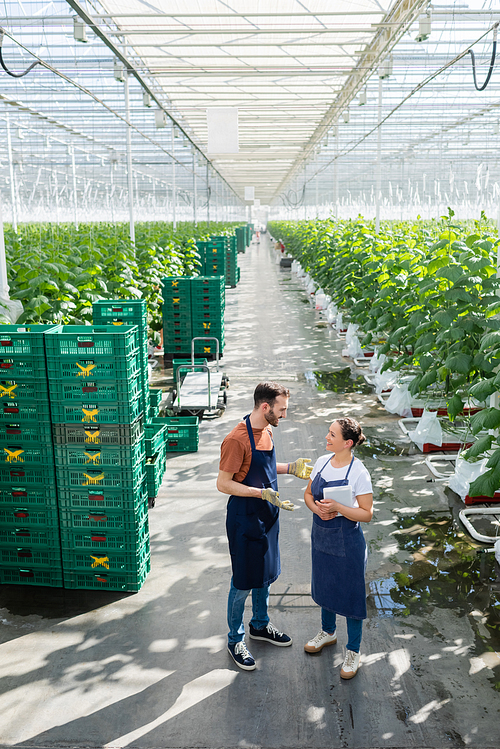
[314,499,338,521]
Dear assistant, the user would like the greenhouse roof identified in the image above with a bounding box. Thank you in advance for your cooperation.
[0,0,499,220]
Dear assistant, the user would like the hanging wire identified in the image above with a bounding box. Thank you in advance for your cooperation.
[0,27,40,77]
[469,22,498,91]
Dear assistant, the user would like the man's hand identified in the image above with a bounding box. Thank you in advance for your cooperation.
[261,488,297,511]
[287,458,312,480]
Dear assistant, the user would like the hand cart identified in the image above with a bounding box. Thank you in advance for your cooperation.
[168,337,228,418]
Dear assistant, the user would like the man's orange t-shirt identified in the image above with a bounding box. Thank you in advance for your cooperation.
[219,420,273,482]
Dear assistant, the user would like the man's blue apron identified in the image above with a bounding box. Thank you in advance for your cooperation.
[226,415,280,590]
[310,455,367,619]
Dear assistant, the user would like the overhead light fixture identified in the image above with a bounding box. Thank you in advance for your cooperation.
[143,92,152,108]
[416,12,432,43]
[155,110,167,129]
[358,88,367,106]
[114,60,125,82]
[493,122,499,135]
[342,110,350,124]
[73,17,88,43]
[379,55,393,79]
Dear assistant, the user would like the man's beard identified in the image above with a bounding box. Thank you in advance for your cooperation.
[264,408,280,427]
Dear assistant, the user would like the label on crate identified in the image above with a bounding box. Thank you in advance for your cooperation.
[81,383,98,393]
[90,555,110,569]
[0,359,15,370]
[84,451,101,465]
[84,429,101,443]
[82,471,105,486]
[76,361,97,377]
[82,406,100,423]
[4,448,24,463]
[0,383,18,398]
[3,402,20,414]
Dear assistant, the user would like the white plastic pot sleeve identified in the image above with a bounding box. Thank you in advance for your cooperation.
[375,369,400,395]
[408,409,443,450]
[384,382,413,416]
[336,312,344,332]
[326,302,338,324]
[345,322,359,345]
[448,455,488,501]
[369,351,387,374]
[344,333,363,358]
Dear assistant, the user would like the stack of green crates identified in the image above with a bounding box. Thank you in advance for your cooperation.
[92,300,152,419]
[45,325,150,592]
[191,276,225,357]
[162,276,193,358]
[196,236,239,288]
[235,226,246,254]
[226,235,239,287]
[0,324,63,587]
[164,416,199,453]
[145,418,168,505]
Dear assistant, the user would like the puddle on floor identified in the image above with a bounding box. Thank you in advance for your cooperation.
[369,510,500,690]
[356,436,408,458]
[312,367,373,394]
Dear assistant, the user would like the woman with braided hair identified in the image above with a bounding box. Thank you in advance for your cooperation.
[303,417,373,680]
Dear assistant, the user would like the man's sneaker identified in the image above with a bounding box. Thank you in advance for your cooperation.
[228,641,256,671]
[249,622,292,647]
[304,630,337,654]
[340,649,360,679]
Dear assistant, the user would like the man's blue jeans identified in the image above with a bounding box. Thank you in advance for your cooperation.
[321,608,363,653]
[227,578,270,644]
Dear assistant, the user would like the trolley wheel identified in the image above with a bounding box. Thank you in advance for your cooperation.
[222,375,230,389]
[148,496,156,509]
[223,389,227,405]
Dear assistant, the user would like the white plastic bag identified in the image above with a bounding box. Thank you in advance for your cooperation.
[384,382,413,416]
[326,302,338,325]
[448,455,488,501]
[306,278,316,295]
[315,292,328,310]
[375,369,399,395]
[336,312,344,333]
[345,323,359,345]
[0,297,23,324]
[369,351,387,374]
[495,538,500,565]
[343,333,363,358]
[408,409,443,450]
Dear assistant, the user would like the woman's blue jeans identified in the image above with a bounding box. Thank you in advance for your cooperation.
[321,608,363,653]
[227,578,270,644]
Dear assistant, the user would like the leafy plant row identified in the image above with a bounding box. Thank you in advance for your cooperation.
[3,221,238,333]
[268,212,500,497]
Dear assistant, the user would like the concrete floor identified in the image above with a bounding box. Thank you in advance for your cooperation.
[0,234,499,749]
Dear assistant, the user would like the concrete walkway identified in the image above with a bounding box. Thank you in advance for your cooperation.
[0,234,498,749]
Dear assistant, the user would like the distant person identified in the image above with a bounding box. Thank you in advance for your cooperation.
[303,418,373,680]
[217,381,312,671]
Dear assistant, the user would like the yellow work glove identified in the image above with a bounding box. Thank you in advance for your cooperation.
[287,458,312,480]
[261,488,296,512]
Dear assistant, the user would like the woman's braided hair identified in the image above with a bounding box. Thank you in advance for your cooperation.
[336,417,366,447]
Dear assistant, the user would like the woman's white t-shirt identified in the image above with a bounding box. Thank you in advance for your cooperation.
[310,454,373,507]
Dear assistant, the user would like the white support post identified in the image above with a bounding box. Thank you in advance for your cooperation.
[6,116,17,233]
[193,154,197,226]
[334,137,339,218]
[375,77,382,234]
[0,194,8,299]
[70,148,78,228]
[123,66,135,244]
[110,163,115,224]
[315,173,319,217]
[171,124,176,229]
[206,161,210,227]
[54,170,60,225]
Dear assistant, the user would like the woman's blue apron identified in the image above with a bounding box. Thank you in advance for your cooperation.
[226,415,280,590]
[310,455,367,619]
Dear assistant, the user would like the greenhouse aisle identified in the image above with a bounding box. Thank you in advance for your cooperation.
[0,233,498,749]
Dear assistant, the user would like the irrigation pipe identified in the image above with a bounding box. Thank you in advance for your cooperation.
[303,20,500,188]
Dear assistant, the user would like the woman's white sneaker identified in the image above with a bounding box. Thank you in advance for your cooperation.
[340,649,360,679]
[304,630,337,653]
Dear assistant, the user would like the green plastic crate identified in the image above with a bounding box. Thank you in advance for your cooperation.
[0,504,59,527]
[49,397,142,425]
[92,300,147,326]
[52,416,144,446]
[54,439,145,469]
[0,485,58,507]
[55,463,145,491]
[0,422,53,445]
[58,500,147,533]
[164,416,199,452]
[192,322,224,336]
[0,400,51,424]
[193,339,224,358]
[0,525,61,548]
[146,449,166,497]
[0,443,54,466]
[45,354,141,382]
[60,513,149,551]
[49,376,142,404]
[63,553,150,591]
[0,566,63,587]
[172,358,207,382]
[0,379,49,401]
[0,463,56,486]
[149,388,162,409]
[45,325,138,359]
[56,482,147,513]
[145,418,168,456]
[0,324,60,356]
[0,546,62,568]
